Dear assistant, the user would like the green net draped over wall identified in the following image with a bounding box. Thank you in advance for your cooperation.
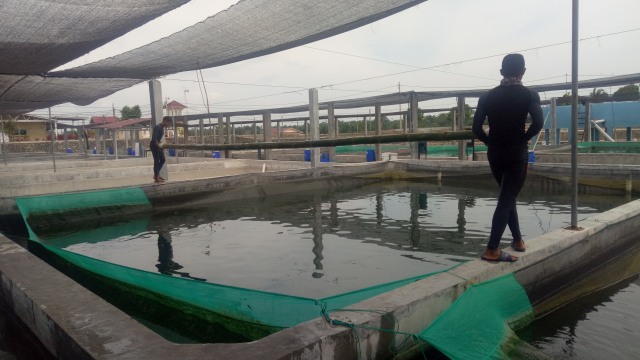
[419,274,534,360]
[16,187,539,355]
[16,188,449,338]
[16,187,152,237]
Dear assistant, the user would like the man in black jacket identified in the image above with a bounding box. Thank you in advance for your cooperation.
[472,54,544,262]
[151,116,172,183]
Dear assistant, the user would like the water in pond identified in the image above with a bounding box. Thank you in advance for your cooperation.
[36,180,627,299]
[519,274,640,359]
[3,179,640,356]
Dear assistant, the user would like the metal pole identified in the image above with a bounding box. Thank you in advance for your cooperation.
[550,98,557,145]
[570,0,579,228]
[375,105,382,161]
[49,108,57,172]
[113,129,118,160]
[328,103,336,161]
[263,112,272,160]
[410,92,419,159]
[309,88,320,167]
[457,97,466,160]
[1,117,6,166]
[172,114,178,164]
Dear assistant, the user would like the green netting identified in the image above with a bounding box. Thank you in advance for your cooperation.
[577,141,640,153]
[335,145,408,153]
[15,187,152,237]
[424,144,488,157]
[419,274,534,360]
[16,187,150,216]
[15,188,452,338]
[36,244,443,331]
[334,144,489,157]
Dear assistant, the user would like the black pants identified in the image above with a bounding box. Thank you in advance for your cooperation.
[486,145,528,250]
[151,146,165,178]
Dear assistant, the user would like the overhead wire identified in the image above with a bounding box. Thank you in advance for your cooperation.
[40,26,640,118]
[188,26,640,111]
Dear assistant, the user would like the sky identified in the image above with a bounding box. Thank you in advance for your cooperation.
[39,0,640,123]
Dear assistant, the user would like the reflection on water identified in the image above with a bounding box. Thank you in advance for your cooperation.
[156,230,205,281]
[38,181,630,298]
[518,242,640,359]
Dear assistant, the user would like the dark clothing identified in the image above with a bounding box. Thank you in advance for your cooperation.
[151,146,165,178]
[150,124,165,178]
[472,84,543,147]
[150,124,164,150]
[472,83,543,250]
[486,146,528,249]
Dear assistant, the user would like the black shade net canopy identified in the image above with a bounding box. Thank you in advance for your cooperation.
[0,0,428,116]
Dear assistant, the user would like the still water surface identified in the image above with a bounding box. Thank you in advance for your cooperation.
[39,181,624,298]
[520,273,640,359]
[4,180,640,357]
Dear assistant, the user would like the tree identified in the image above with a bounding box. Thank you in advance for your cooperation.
[557,93,572,105]
[120,105,142,120]
[1,117,17,141]
[612,84,640,101]
[590,88,609,101]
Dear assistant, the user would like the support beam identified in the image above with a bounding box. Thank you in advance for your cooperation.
[328,103,336,161]
[183,121,188,157]
[457,96,465,160]
[232,124,236,145]
[253,119,257,143]
[309,89,320,167]
[409,92,419,159]
[276,121,281,142]
[113,129,118,160]
[226,116,232,158]
[148,80,163,128]
[263,111,272,160]
[550,98,557,145]
[364,114,369,137]
[166,131,474,152]
[375,105,382,161]
[584,101,591,142]
[217,115,224,146]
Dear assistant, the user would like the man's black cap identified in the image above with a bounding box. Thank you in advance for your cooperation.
[501,53,525,76]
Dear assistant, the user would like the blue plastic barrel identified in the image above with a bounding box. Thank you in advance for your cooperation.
[108,147,113,155]
[528,150,536,163]
[366,149,376,162]
[320,153,330,162]
[169,148,175,157]
[66,148,73,153]
[127,148,132,155]
[304,149,311,161]
[212,151,220,158]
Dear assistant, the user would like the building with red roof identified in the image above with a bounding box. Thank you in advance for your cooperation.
[164,100,187,117]
[89,115,118,126]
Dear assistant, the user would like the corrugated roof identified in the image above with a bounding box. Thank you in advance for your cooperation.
[90,116,118,125]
